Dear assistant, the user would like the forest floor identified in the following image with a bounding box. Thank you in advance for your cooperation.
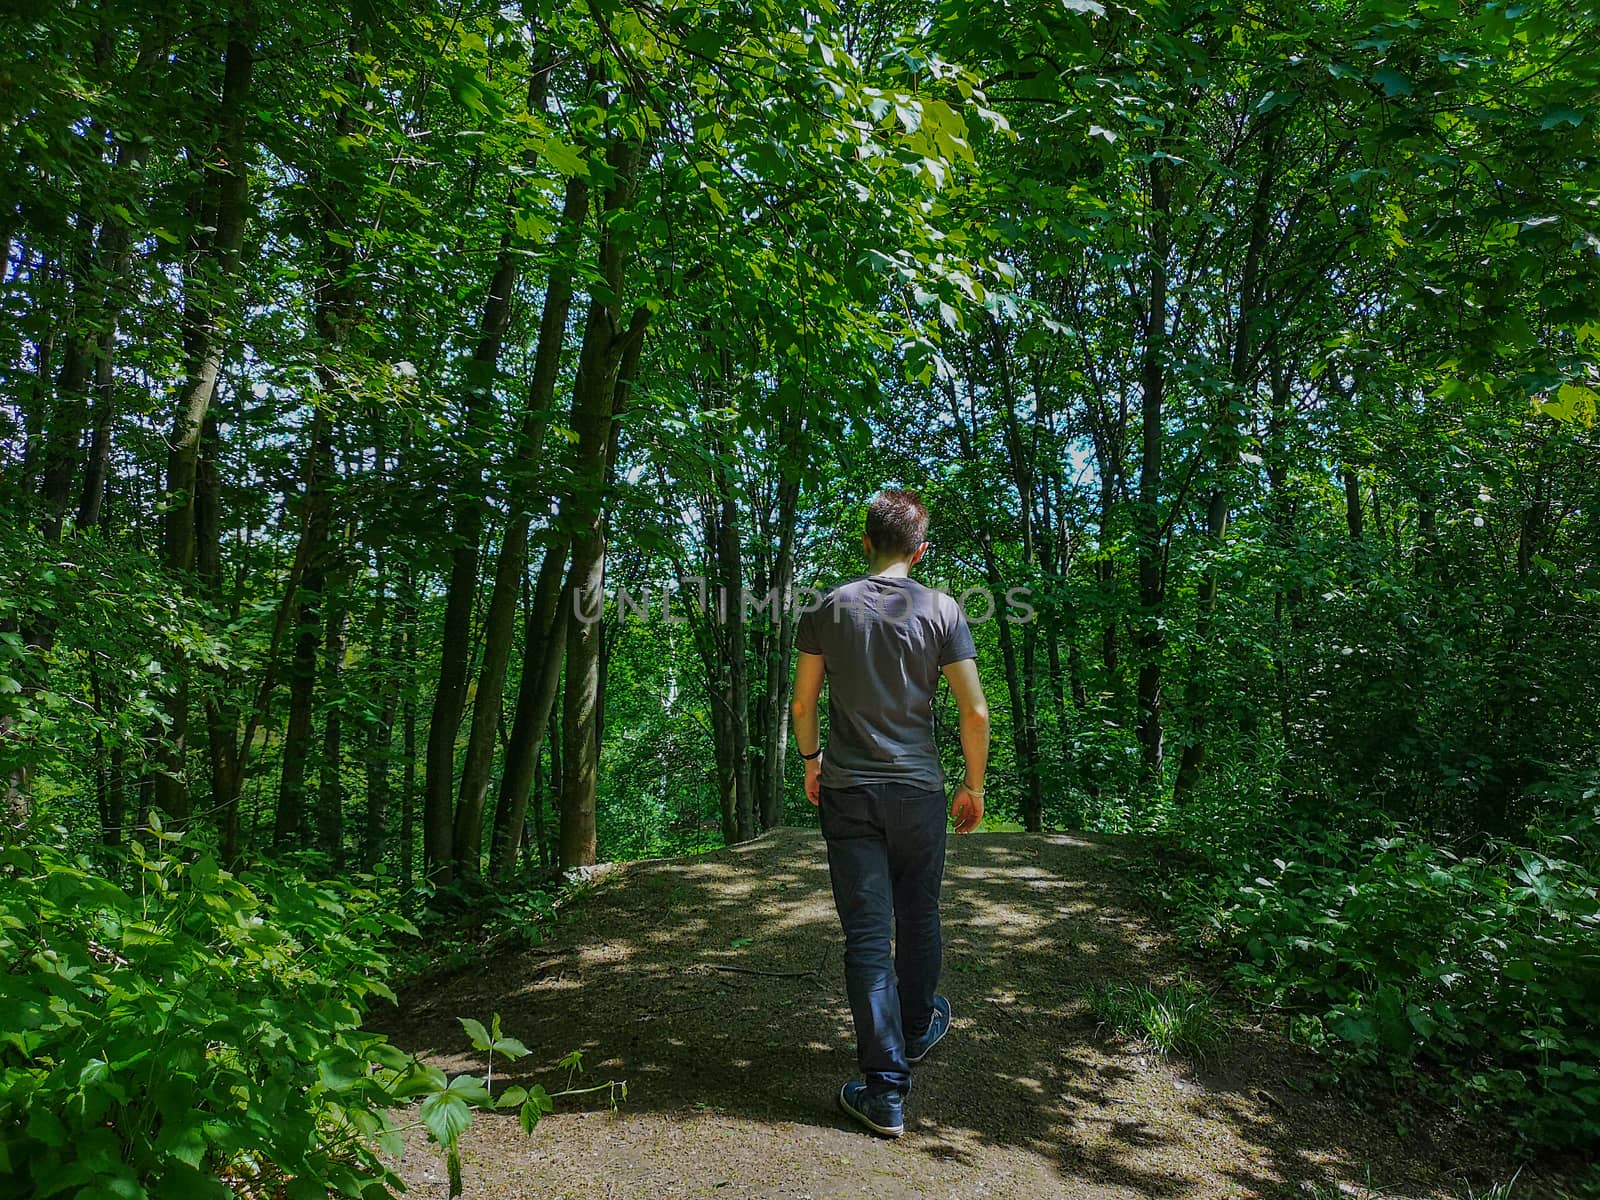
[376,828,1528,1200]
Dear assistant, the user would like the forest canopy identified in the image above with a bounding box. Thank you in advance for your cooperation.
[1,0,1598,1193]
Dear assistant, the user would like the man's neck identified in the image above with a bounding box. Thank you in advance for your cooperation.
[869,558,915,579]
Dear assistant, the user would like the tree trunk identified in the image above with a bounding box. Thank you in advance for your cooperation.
[714,454,756,843]
[991,323,1044,830]
[758,474,799,830]
[316,598,349,863]
[1135,157,1172,793]
[530,737,549,872]
[359,542,401,871]
[274,404,334,848]
[979,528,1040,830]
[559,300,647,869]
[489,540,571,879]
[75,327,119,531]
[454,175,588,876]
[1174,119,1279,803]
[423,50,560,885]
[558,131,646,871]
[151,24,254,820]
[546,705,563,869]
[195,410,244,859]
[400,598,418,890]
[1342,466,1364,541]
[161,28,254,578]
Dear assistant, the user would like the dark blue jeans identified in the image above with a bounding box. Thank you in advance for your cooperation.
[819,782,948,1102]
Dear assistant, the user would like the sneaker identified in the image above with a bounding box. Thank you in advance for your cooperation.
[838,1081,904,1138]
[906,995,952,1064]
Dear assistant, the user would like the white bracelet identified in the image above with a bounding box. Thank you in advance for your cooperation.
[961,784,984,797]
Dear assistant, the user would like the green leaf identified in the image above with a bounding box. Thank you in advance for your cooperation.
[419,1091,471,1147]
[1539,106,1583,129]
[528,1084,556,1114]
[1372,67,1412,97]
[542,136,589,178]
[1534,383,1598,427]
[491,1036,531,1060]
[458,1017,491,1052]
[445,1073,493,1105]
[1406,1004,1439,1040]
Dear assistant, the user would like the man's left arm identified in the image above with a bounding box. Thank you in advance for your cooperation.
[790,651,826,805]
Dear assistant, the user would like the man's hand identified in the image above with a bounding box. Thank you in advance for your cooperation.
[805,757,822,806]
[951,784,984,834]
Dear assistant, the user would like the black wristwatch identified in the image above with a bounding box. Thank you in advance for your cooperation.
[799,747,822,762]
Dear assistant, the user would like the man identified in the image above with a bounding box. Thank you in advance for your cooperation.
[790,488,991,1138]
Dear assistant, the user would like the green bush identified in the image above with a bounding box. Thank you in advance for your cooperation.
[1153,801,1600,1147]
[0,821,512,1199]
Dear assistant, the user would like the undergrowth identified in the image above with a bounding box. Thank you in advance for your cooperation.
[1135,783,1600,1151]
[0,822,609,1199]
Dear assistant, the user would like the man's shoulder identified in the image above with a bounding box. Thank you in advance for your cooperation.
[809,575,870,607]
[906,579,963,619]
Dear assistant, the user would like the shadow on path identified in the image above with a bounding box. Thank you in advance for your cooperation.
[376,829,1504,1200]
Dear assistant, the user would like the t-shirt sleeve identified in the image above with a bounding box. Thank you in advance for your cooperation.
[938,602,977,666]
[795,604,823,656]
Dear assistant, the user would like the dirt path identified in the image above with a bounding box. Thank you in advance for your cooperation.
[378,829,1508,1199]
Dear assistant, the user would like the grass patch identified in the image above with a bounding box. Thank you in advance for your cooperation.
[1087,978,1225,1059]
[1302,1168,1523,1200]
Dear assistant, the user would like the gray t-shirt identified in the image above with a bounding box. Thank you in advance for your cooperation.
[795,575,977,790]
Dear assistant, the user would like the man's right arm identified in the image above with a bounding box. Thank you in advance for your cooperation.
[790,651,826,806]
[941,658,990,833]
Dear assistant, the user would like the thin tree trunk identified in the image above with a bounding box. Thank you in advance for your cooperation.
[530,738,548,873]
[400,593,418,890]
[76,328,119,531]
[980,528,1040,829]
[1342,466,1364,541]
[274,405,334,847]
[316,598,349,863]
[489,541,570,879]
[991,324,1044,830]
[759,473,799,830]
[1135,157,1172,793]
[361,550,401,871]
[559,132,646,871]
[424,48,560,885]
[195,410,244,858]
[151,23,254,820]
[454,174,588,876]
[546,704,563,870]
[1174,122,1279,803]
[274,41,367,848]
[716,457,755,843]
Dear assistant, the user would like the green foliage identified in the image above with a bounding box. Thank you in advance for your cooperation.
[1087,979,1224,1060]
[0,527,208,812]
[1150,795,1600,1147]
[0,823,534,1198]
[3,0,1599,1168]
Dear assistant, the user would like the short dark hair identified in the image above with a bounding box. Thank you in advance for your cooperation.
[865,489,929,558]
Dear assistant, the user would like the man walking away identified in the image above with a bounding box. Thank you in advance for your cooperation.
[789,489,991,1138]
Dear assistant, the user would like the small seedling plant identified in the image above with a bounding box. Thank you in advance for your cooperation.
[422,1014,625,1197]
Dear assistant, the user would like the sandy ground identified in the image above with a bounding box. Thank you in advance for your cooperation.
[375,828,1518,1200]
